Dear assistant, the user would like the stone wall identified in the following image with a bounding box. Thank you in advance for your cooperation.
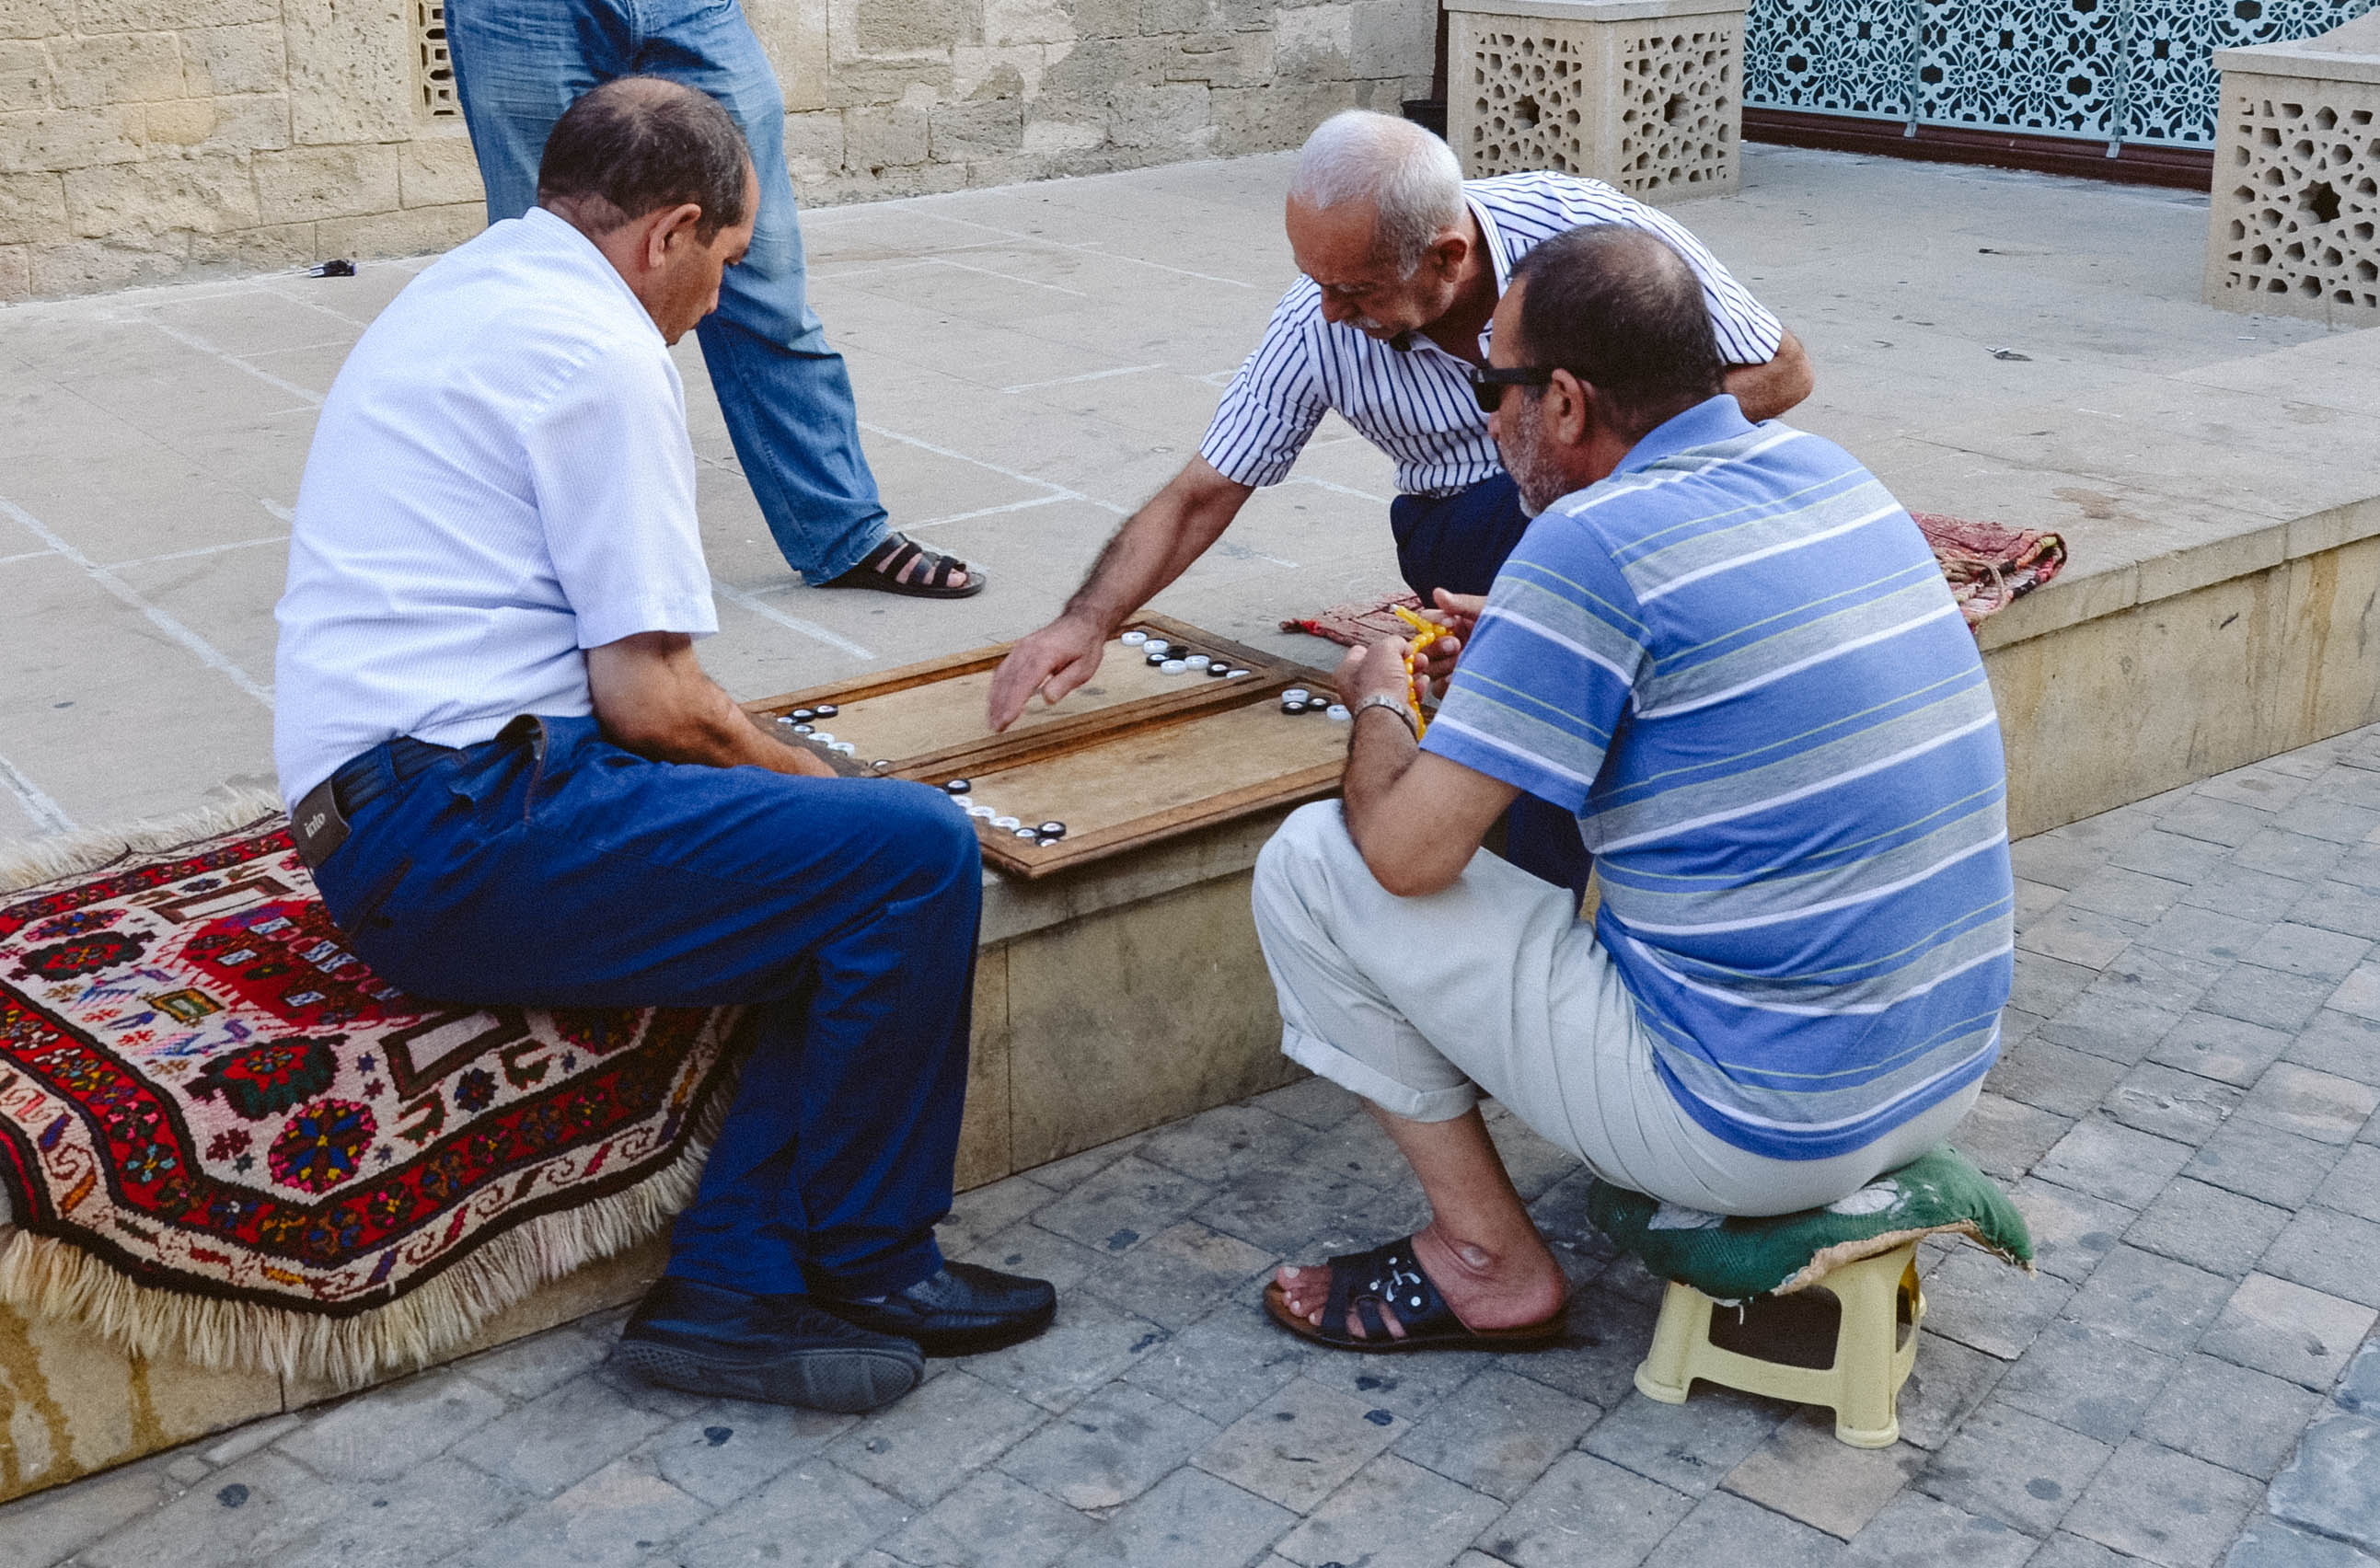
[0,0,1433,301]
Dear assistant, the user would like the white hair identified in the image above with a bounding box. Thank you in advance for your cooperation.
[1288,110,1465,275]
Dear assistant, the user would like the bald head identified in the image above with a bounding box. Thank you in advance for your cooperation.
[538,75,753,242]
[1288,110,1465,275]
[1507,224,1724,436]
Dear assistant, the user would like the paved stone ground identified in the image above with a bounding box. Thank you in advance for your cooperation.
[8,726,2380,1566]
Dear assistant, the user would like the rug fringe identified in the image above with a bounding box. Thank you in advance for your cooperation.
[0,1087,723,1385]
[0,790,288,896]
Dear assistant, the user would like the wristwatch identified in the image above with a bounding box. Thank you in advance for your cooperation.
[1352,692,1419,739]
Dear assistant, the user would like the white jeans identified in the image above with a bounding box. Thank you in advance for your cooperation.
[1250,802,1981,1217]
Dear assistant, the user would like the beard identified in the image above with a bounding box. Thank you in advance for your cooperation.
[1496,414,1565,518]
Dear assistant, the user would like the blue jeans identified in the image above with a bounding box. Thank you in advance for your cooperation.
[1391,474,1590,901]
[445,0,891,581]
[312,718,981,1297]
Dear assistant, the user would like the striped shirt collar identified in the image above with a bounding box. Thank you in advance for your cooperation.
[1613,395,1759,477]
[1388,195,1511,357]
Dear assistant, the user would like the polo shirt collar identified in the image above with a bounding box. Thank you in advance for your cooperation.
[522,206,664,342]
[1468,185,1517,294]
[1613,395,1755,476]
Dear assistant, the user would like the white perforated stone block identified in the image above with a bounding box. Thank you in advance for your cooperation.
[1447,0,1744,201]
[2207,17,2380,323]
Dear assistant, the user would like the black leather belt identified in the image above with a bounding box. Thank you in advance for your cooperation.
[290,737,457,870]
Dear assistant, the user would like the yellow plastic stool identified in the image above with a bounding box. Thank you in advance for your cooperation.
[1633,1239,1924,1447]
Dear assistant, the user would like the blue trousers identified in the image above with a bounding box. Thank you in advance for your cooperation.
[311,718,981,1297]
[445,0,891,582]
[1391,474,1590,901]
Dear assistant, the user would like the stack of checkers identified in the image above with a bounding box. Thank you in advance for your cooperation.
[942,779,1067,848]
[1120,628,1251,680]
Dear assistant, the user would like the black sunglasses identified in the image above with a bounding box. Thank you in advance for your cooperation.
[1469,364,1558,414]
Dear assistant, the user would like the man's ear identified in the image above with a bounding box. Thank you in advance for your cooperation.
[1424,227,1467,282]
[1546,367,1595,446]
[644,201,707,269]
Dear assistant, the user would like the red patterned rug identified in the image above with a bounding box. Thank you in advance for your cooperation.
[1280,513,2068,644]
[0,799,742,1382]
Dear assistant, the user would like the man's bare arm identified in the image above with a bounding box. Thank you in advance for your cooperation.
[987,456,1254,731]
[587,631,836,778]
[1334,639,1518,897]
[1724,328,1814,422]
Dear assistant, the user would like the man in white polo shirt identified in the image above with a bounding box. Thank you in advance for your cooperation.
[986,110,1811,895]
[273,77,1052,1413]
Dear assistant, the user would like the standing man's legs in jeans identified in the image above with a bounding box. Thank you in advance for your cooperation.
[445,0,894,582]
[1389,475,1590,900]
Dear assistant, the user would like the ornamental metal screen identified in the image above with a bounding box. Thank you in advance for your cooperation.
[1745,0,2377,147]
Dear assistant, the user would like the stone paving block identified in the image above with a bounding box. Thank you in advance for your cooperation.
[959,1216,1115,1295]
[668,1459,911,1568]
[884,1469,1099,1568]
[1021,1131,1151,1192]
[2097,943,2233,1014]
[1474,1451,1695,1568]
[2017,876,2069,924]
[2138,1355,2324,1480]
[2014,834,2115,891]
[2150,1011,2298,1089]
[2187,1119,2348,1208]
[1297,1340,1494,1424]
[997,1379,1220,1509]
[1994,1318,2180,1445]
[2180,863,2319,927]
[2283,1009,2380,1089]
[2329,962,2380,1025]
[2201,1273,2380,1390]
[455,1323,615,1402]
[1079,1219,1277,1331]
[1894,1331,2014,1451]
[2064,864,2192,925]
[2018,907,2143,972]
[2124,1176,2294,1277]
[2064,1438,2268,1568]
[2141,905,2270,968]
[1391,1365,1600,1501]
[1992,1038,2131,1119]
[1137,1102,1314,1186]
[79,1452,352,1568]
[1030,1154,1215,1257]
[1250,1076,1363,1130]
[2247,922,2378,983]
[2105,1061,2245,1144]
[2272,798,2380,846]
[2062,1245,2239,1356]
[2201,964,2341,1034]
[2036,1117,2197,1209]
[1194,1159,1392,1259]
[449,1371,671,1498]
[964,1291,1173,1415]
[1122,1301,1313,1424]
[1272,1453,1506,1568]
[640,1401,854,1507]
[1055,1466,1296,1567]
[2011,951,2101,1020]
[825,1367,1050,1507]
[2159,795,2275,849]
[2028,1530,2150,1567]
[2340,1340,2380,1415]
[1957,1090,2074,1180]
[2265,1408,2380,1561]
[2002,1005,2049,1045]
[1194,1376,1402,1512]
[2016,1178,2133,1283]
[200,1412,300,1467]
[1916,1400,2114,1537]
[1581,1388,1791,1497]
[1723,1408,1927,1539]
[942,1173,1059,1256]
[2239,1066,2380,1146]
[0,1457,179,1568]
[260,1455,534,1568]
[1923,1245,2079,1360]
[1501,1281,1665,1412]
[1659,1487,1850,1567]
[275,1366,510,1482]
[2110,829,2231,887]
[1843,1490,2038,1568]
[2262,1205,2380,1309]
[2286,882,2380,944]
[2224,1515,2380,1568]
[2233,831,2351,886]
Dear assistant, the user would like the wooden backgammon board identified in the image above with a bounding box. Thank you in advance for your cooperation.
[742,615,1348,878]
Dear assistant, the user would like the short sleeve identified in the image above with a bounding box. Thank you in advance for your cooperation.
[521,344,719,650]
[1197,285,1332,488]
[1421,511,1649,812]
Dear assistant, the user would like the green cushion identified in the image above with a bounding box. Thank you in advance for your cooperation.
[1585,1146,2034,1302]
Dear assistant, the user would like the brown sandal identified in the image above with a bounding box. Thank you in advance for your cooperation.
[1262,1238,1566,1353]
[816,533,986,598]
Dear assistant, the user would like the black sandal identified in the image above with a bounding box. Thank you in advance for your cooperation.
[816,532,986,598]
[1261,1237,1565,1353]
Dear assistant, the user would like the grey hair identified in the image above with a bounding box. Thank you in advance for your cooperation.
[1288,110,1465,275]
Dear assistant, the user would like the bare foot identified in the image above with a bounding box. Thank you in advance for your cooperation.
[1275,1222,1566,1342]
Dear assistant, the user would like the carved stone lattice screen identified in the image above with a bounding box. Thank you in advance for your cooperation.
[416,0,461,120]
[1449,0,1746,198]
[2206,17,2380,320]
[1744,0,2376,150]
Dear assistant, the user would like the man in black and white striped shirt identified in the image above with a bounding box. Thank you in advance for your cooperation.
[987,109,1809,890]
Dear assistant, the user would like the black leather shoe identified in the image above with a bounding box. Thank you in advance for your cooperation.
[819,1262,1057,1356]
[612,1276,922,1412]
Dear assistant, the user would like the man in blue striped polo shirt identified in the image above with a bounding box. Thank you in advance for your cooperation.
[988,110,1811,893]
[1254,225,2011,1351]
